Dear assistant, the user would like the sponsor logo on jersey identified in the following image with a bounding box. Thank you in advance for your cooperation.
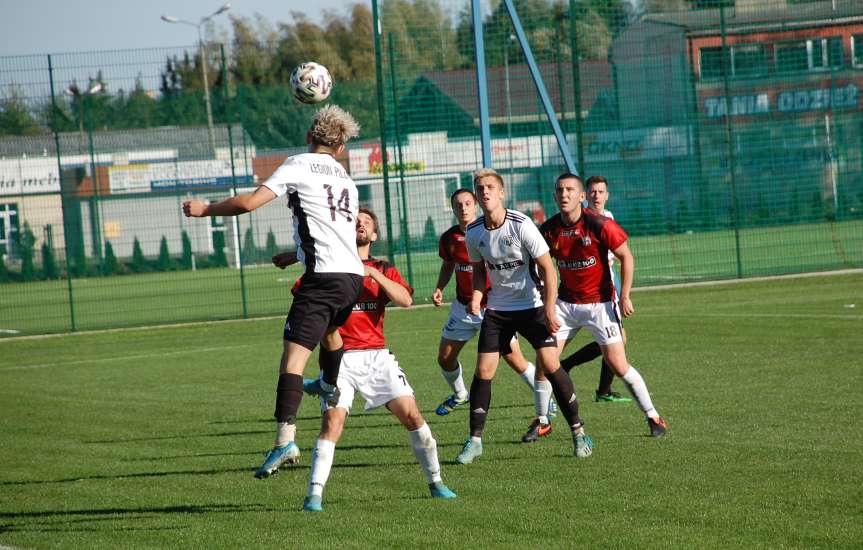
[581,235,592,246]
[487,259,525,271]
[352,301,380,312]
[559,256,596,270]
[455,263,473,272]
[310,162,349,179]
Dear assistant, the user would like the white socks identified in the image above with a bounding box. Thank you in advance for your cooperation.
[519,362,537,390]
[621,366,659,419]
[534,378,552,424]
[441,363,468,400]
[409,423,442,484]
[307,438,336,498]
[275,422,296,448]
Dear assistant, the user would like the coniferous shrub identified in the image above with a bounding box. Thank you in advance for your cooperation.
[156,236,171,271]
[181,231,193,269]
[130,237,147,272]
[103,241,120,275]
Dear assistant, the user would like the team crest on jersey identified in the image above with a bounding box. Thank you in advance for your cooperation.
[504,235,514,246]
[478,240,486,248]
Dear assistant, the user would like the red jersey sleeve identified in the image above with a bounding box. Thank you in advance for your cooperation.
[438,232,452,261]
[378,263,413,307]
[601,219,628,252]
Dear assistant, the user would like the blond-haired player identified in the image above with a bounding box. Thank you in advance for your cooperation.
[183,105,367,478]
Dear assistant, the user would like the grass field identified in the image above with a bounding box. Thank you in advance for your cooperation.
[1,219,861,337]
[1,273,861,549]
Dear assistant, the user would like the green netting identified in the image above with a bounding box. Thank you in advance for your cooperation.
[0,0,861,336]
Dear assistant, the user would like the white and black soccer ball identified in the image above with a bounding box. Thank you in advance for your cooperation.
[289,62,333,104]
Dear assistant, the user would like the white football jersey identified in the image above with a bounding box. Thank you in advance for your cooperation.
[601,209,615,268]
[465,209,549,311]
[263,153,364,275]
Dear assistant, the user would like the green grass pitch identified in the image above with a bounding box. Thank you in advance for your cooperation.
[1,273,862,548]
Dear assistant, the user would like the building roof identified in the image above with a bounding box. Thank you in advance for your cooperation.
[0,125,250,158]
[644,0,863,35]
[412,61,612,123]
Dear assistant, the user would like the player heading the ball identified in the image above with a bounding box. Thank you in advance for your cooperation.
[182,105,365,478]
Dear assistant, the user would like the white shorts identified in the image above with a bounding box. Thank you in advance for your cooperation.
[441,300,484,341]
[555,300,624,346]
[321,349,414,414]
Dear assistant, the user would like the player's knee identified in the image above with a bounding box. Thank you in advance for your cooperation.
[320,412,345,441]
[404,407,425,431]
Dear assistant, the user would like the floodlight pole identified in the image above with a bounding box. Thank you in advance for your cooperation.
[503,0,577,174]
[471,0,492,167]
[161,3,231,156]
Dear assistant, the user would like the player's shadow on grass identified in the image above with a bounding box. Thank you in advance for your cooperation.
[0,503,269,521]
[0,467,253,487]
[85,429,271,444]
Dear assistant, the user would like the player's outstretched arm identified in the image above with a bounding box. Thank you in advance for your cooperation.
[365,265,412,308]
[431,261,455,306]
[534,252,560,335]
[183,186,277,218]
[612,241,635,317]
[272,251,298,269]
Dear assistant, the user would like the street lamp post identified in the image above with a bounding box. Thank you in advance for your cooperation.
[161,3,231,155]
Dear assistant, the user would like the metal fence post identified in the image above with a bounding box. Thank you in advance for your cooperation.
[221,44,248,318]
[372,0,395,264]
[47,54,77,332]
[720,4,744,278]
[387,34,414,286]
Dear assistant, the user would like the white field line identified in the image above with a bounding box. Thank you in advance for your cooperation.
[0,344,253,372]
[0,268,860,343]
[639,312,862,321]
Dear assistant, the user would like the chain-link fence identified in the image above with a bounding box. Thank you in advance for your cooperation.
[1,0,861,335]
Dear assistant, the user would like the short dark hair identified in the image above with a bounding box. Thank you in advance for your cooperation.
[586,175,608,190]
[556,172,583,190]
[450,188,477,206]
[358,207,379,234]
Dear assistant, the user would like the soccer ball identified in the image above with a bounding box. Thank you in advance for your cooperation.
[289,62,333,104]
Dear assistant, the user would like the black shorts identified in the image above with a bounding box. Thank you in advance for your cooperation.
[477,307,557,353]
[284,272,364,350]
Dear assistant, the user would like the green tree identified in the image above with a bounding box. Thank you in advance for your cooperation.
[103,240,120,275]
[181,230,194,269]
[0,247,8,282]
[265,229,278,260]
[156,236,171,271]
[210,232,229,267]
[19,222,36,281]
[0,89,42,136]
[41,242,58,279]
[422,215,437,247]
[130,237,147,272]
[242,227,258,264]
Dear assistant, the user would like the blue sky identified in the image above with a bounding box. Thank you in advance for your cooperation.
[0,0,350,57]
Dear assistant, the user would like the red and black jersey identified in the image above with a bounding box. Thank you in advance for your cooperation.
[540,209,628,304]
[290,257,413,349]
[438,224,489,305]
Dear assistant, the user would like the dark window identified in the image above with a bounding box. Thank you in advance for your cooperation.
[854,34,863,67]
[733,44,768,77]
[827,37,843,68]
[776,41,808,73]
[700,47,727,79]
